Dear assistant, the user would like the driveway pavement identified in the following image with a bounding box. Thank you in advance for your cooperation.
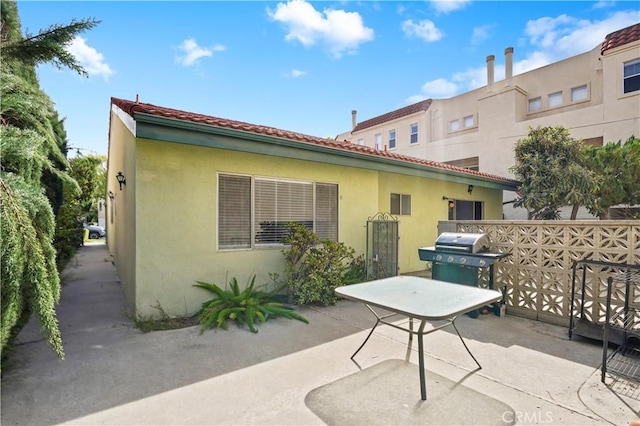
[1,242,638,425]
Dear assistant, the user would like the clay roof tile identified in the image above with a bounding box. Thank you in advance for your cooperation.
[110,97,517,185]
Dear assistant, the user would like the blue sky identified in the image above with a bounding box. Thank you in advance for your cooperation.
[17,1,639,157]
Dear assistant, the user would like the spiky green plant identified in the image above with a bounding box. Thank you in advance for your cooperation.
[193,276,308,334]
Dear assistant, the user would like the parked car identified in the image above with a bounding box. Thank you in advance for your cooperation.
[84,224,106,239]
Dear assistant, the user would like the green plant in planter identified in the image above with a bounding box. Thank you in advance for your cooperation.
[193,275,308,333]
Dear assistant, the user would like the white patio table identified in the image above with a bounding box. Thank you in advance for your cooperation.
[335,275,502,400]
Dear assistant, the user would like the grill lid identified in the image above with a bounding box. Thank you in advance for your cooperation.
[435,232,492,253]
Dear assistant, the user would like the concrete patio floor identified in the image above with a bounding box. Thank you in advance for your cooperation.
[1,242,639,425]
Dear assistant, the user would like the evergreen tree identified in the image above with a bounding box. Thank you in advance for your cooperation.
[0,0,100,364]
[510,126,599,220]
[584,136,640,219]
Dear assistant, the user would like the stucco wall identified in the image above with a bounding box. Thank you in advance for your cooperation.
[107,112,137,314]
[130,137,506,318]
[133,139,382,318]
[376,172,503,273]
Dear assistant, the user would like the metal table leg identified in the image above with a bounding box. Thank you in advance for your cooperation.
[350,307,481,401]
[452,316,482,369]
[417,320,427,400]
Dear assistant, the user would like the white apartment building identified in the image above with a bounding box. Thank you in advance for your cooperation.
[337,23,640,219]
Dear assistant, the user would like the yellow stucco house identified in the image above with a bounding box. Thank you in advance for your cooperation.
[107,97,518,319]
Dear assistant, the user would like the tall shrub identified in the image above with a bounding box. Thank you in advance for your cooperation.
[281,222,363,306]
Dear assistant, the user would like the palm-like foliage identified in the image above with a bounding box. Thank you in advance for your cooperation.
[193,276,308,334]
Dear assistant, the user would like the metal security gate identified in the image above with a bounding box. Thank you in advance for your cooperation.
[366,212,399,279]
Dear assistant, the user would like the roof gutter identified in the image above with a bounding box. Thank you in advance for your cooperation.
[131,112,520,191]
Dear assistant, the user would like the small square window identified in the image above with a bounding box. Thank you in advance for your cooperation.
[410,124,418,144]
[449,119,460,132]
[528,97,541,112]
[390,193,411,215]
[571,85,587,102]
[388,129,396,149]
[357,138,364,146]
[463,115,474,128]
[548,91,562,107]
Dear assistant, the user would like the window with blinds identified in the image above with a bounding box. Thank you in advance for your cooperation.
[315,182,338,240]
[218,174,338,249]
[218,175,252,249]
[255,179,313,245]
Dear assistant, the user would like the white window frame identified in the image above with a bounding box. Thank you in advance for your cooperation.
[388,129,396,149]
[410,123,418,144]
[623,59,640,94]
[390,193,411,216]
[463,115,474,128]
[218,174,338,250]
[357,138,364,146]
[548,91,563,108]
[374,133,382,150]
[528,97,542,112]
[571,85,588,102]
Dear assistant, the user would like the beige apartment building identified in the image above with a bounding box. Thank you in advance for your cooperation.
[338,23,640,219]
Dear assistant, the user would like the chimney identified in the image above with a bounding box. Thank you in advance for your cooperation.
[351,110,357,129]
[486,55,495,92]
[505,47,513,86]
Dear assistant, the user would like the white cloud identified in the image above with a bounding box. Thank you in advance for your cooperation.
[471,24,493,45]
[287,69,307,77]
[402,19,443,42]
[405,94,429,104]
[267,0,374,58]
[66,37,114,80]
[420,78,460,98]
[519,10,639,71]
[175,39,225,67]
[430,0,471,14]
[592,1,616,9]
[409,9,640,101]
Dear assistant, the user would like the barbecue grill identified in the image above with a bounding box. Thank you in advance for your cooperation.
[418,232,511,317]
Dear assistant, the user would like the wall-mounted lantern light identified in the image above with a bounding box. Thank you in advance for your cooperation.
[116,171,126,190]
[467,184,474,194]
[108,190,115,200]
[442,196,455,209]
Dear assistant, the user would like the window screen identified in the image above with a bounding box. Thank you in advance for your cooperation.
[315,183,338,241]
[528,97,541,112]
[255,179,313,245]
[388,130,396,149]
[410,124,418,144]
[390,193,411,215]
[624,59,640,94]
[571,85,587,102]
[548,91,562,107]
[219,175,252,249]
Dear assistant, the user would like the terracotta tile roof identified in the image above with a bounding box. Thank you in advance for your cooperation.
[352,99,432,133]
[111,97,518,186]
[601,23,640,54]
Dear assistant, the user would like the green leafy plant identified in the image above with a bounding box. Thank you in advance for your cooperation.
[193,275,308,333]
[281,222,365,306]
[343,254,368,285]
